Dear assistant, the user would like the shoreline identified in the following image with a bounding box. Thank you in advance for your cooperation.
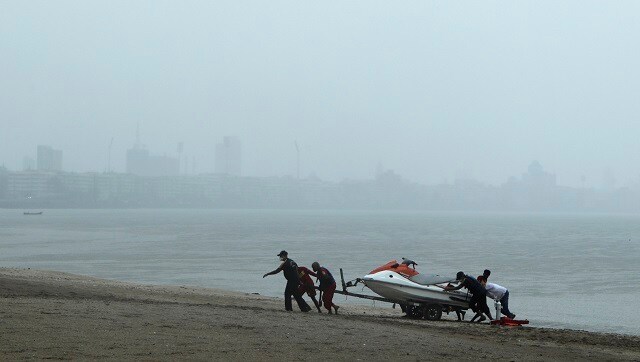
[1,268,639,361]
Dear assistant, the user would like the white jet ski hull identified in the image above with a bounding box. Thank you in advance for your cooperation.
[362,270,470,308]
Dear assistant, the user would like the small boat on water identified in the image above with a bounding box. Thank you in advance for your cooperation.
[23,211,43,215]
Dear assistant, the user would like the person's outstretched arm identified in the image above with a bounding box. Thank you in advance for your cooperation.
[263,262,285,278]
[444,280,464,291]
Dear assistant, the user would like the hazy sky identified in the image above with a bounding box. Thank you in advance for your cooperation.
[2,1,639,187]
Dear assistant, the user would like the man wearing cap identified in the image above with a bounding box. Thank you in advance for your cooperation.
[263,250,312,312]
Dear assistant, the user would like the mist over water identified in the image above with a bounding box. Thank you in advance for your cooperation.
[1,209,638,336]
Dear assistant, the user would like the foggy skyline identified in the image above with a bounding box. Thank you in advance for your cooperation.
[2,1,640,188]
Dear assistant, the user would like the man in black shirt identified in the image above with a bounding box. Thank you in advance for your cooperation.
[263,250,311,312]
[444,271,493,322]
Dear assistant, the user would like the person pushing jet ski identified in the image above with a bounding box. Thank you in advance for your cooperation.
[444,271,493,323]
[478,276,516,319]
[483,269,491,280]
[263,250,312,312]
[297,265,323,313]
[309,262,340,314]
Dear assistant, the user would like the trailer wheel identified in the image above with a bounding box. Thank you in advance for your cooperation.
[406,305,424,319]
[424,304,443,321]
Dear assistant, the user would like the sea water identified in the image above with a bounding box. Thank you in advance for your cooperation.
[1,209,638,335]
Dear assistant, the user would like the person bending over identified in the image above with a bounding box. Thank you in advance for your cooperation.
[444,271,492,323]
[310,262,340,314]
[483,269,491,281]
[478,276,516,319]
[298,265,322,313]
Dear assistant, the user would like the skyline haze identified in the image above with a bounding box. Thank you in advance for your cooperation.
[2,1,640,188]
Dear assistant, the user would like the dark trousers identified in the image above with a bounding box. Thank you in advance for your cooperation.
[285,280,310,311]
[500,290,514,318]
[470,294,492,319]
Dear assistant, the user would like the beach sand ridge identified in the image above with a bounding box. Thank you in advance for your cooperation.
[1,268,638,361]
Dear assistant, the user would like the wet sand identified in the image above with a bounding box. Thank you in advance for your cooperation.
[1,268,638,361]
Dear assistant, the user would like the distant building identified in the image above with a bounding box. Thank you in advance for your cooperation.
[0,166,7,199]
[522,160,556,189]
[215,136,242,176]
[5,171,56,199]
[23,156,36,171]
[125,124,179,177]
[501,161,558,210]
[36,145,62,171]
[126,147,179,177]
[602,167,616,190]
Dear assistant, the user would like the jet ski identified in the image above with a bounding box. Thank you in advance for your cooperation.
[358,259,471,320]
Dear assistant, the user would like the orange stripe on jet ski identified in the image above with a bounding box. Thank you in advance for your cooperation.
[369,260,419,277]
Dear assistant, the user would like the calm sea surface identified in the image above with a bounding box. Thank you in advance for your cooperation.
[1,209,639,335]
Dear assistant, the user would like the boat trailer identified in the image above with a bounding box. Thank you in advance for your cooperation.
[333,268,469,321]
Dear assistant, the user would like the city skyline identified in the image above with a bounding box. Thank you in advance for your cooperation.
[3,2,640,188]
[2,140,637,190]
[2,141,637,194]
[2,158,638,213]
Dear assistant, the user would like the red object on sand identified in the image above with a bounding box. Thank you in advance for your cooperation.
[491,317,530,326]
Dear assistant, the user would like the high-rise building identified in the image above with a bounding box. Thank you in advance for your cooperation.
[215,136,242,176]
[36,145,62,171]
[522,160,556,188]
[125,124,179,177]
[126,147,179,177]
[23,156,36,171]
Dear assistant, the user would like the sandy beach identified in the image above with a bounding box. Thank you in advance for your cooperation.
[0,268,638,361]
